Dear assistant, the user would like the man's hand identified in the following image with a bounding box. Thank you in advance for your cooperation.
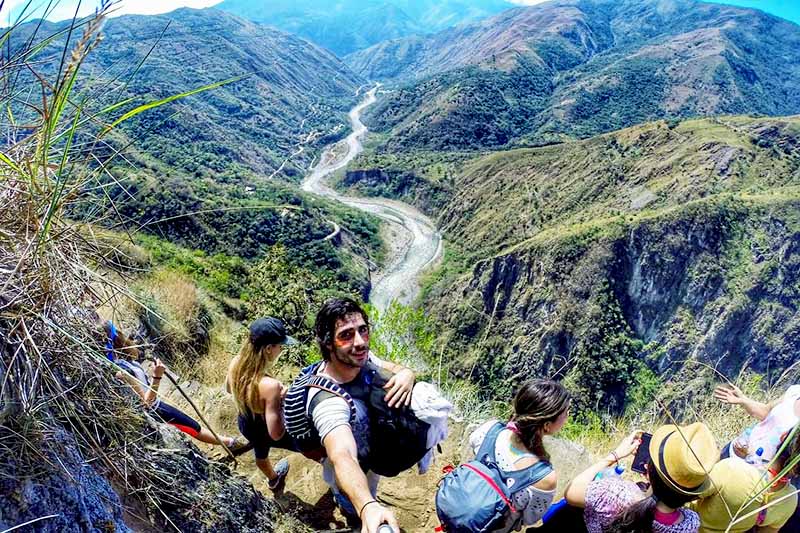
[384,368,414,408]
[714,384,746,405]
[152,358,166,379]
[361,502,399,533]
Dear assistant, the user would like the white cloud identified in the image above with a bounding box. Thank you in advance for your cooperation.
[2,0,223,24]
[507,0,551,5]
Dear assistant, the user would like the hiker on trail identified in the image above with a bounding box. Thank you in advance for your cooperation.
[564,422,718,533]
[690,423,799,533]
[226,317,299,491]
[284,297,415,533]
[714,383,800,463]
[457,379,570,532]
[101,318,245,450]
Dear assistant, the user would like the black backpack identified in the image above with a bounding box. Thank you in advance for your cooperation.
[284,361,431,477]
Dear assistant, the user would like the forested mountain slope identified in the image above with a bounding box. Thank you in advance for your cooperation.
[91,8,363,180]
[348,115,800,413]
[350,0,800,150]
[4,8,379,295]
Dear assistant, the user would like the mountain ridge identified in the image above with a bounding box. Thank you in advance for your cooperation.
[216,0,515,55]
[351,0,800,151]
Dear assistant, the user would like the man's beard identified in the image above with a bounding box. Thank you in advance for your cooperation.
[332,346,368,368]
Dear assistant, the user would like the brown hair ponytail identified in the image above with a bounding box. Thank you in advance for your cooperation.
[512,379,571,461]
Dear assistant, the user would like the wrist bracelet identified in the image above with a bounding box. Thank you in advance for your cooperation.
[152,376,162,381]
[609,451,620,464]
[359,499,379,519]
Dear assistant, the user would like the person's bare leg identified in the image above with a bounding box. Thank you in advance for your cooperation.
[256,457,278,480]
[193,427,234,446]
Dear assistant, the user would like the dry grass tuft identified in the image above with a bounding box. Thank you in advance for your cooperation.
[0,4,268,530]
[134,269,214,373]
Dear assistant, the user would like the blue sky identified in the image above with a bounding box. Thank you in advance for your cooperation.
[3,0,799,25]
[703,1,800,24]
[1,1,222,24]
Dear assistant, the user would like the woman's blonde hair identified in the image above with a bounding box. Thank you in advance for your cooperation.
[229,336,275,415]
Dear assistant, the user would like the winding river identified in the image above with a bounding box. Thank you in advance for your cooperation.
[301,87,443,312]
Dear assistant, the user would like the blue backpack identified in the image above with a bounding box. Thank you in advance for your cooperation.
[435,422,553,533]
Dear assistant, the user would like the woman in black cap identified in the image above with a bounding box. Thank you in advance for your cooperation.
[226,317,299,491]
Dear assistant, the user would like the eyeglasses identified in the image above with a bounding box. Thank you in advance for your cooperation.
[335,324,370,343]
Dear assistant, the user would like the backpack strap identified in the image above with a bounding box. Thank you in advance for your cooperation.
[305,375,357,425]
[475,421,507,465]
[105,320,117,361]
[284,372,357,444]
[522,460,553,487]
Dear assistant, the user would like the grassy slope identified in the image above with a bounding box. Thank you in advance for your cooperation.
[377,115,800,415]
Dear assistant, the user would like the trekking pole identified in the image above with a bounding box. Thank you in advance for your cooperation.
[154,362,238,467]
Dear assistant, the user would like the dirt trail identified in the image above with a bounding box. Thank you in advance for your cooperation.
[160,375,596,533]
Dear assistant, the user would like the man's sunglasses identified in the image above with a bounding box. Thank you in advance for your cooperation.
[335,324,370,343]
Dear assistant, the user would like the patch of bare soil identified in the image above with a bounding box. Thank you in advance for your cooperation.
[163,378,597,533]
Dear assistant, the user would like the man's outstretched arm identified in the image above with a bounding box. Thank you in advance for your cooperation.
[324,425,398,533]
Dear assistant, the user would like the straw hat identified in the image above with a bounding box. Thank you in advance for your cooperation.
[650,422,718,496]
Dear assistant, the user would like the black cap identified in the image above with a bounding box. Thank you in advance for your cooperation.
[249,318,298,348]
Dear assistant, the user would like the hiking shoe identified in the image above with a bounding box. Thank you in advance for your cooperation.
[268,458,290,491]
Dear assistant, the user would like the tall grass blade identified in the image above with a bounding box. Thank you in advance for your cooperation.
[38,99,82,247]
[0,151,24,174]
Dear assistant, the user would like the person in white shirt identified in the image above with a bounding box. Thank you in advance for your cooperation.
[308,298,415,533]
[715,383,800,463]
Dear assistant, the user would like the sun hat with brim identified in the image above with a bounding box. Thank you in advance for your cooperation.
[249,317,298,348]
[650,422,718,496]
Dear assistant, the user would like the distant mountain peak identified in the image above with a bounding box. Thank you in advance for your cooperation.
[215,0,516,55]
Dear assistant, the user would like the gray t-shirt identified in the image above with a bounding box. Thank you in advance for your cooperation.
[308,354,385,458]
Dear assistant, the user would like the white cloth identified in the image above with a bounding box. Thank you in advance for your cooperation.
[468,420,556,532]
[410,381,453,473]
[738,384,800,463]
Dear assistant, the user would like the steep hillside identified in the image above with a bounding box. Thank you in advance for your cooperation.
[216,0,514,56]
[8,8,363,180]
[351,0,800,150]
[4,8,380,300]
[348,116,800,413]
[87,8,363,180]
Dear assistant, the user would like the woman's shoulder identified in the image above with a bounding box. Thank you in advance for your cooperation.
[531,469,558,492]
[468,419,502,443]
[258,375,283,395]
